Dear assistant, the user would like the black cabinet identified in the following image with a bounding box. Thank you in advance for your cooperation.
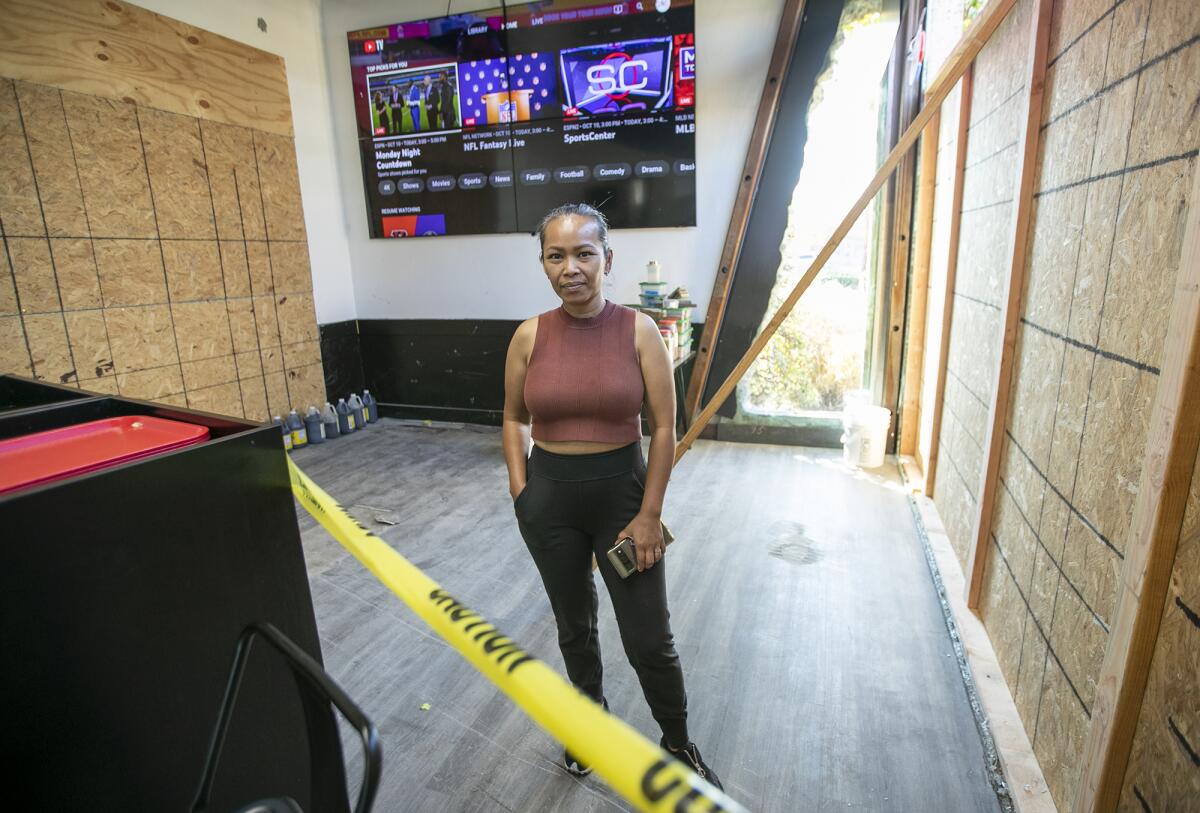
[0,385,347,811]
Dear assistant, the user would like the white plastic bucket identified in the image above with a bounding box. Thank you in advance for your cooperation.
[841,404,891,469]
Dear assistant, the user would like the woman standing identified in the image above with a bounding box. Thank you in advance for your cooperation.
[502,204,721,789]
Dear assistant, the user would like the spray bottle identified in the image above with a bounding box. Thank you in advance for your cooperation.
[304,406,324,444]
[322,402,340,439]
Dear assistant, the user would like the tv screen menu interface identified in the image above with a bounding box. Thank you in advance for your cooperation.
[347,0,696,238]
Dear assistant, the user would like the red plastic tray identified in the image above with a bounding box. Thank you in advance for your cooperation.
[0,415,210,495]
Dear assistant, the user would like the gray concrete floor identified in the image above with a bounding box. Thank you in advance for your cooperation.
[290,419,1002,812]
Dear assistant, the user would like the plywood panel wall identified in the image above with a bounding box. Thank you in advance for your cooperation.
[933,0,1033,571]
[0,0,293,137]
[1120,448,1200,810]
[0,78,324,420]
[915,78,963,473]
[936,0,1200,809]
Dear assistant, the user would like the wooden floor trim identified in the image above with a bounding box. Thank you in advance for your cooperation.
[908,484,1058,813]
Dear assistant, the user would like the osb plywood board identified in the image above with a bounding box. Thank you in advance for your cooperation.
[961,147,1020,213]
[64,308,113,381]
[0,80,44,236]
[1027,545,1059,648]
[0,315,32,376]
[1033,655,1090,811]
[1042,8,1109,123]
[60,91,155,239]
[1119,449,1200,810]
[92,238,167,307]
[1100,157,1195,371]
[1015,605,1050,734]
[1072,359,1158,555]
[981,538,1028,689]
[965,90,1023,171]
[946,295,1002,410]
[270,241,314,295]
[14,81,87,237]
[1067,177,1122,347]
[992,477,1040,594]
[0,73,323,422]
[999,433,1047,538]
[104,304,177,374]
[973,7,1200,811]
[161,240,223,302]
[199,120,265,241]
[50,238,102,310]
[1006,326,1064,471]
[1023,186,1086,335]
[138,106,216,240]
[954,204,1010,304]
[8,236,60,314]
[0,0,293,136]
[1047,0,1112,58]
[1046,574,1109,710]
[23,311,75,383]
[253,131,307,242]
[1037,97,1100,191]
[969,0,1033,125]
[1140,0,1200,67]
[934,421,980,569]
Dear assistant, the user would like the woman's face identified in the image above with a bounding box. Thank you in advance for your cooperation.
[540,215,612,307]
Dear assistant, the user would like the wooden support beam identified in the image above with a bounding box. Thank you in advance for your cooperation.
[1073,160,1200,813]
[963,0,1053,610]
[898,109,941,461]
[924,65,974,497]
[682,0,809,425]
[884,0,926,453]
[675,0,1018,465]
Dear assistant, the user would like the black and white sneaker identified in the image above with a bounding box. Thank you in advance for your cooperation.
[563,749,592,777]
[563,698,608,777]
[661,738,724,792]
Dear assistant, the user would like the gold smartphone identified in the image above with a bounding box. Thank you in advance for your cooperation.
[607,536,638,579]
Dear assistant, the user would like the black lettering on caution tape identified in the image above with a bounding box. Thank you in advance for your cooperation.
[641,759,728,812]
[430,588,533,674]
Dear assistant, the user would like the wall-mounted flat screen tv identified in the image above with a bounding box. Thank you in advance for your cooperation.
[346,0,696,238]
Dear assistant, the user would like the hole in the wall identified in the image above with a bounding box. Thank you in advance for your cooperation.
[258,17,268,33]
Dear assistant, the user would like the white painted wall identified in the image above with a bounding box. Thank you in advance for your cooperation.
[134,0,358,325]
[320,0,787,320]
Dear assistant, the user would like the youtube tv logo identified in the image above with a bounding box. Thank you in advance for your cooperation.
[363,39,383,54]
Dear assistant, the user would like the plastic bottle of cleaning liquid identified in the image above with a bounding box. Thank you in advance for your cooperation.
[349,393,367,429]
[304,406,324,444]
[336,398,356,434]
[274,415,292,452]
[321,402,340,440]
[286,409,307,448]
[362,389,378,423]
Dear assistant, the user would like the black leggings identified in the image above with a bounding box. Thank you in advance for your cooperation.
[514,442,688,746]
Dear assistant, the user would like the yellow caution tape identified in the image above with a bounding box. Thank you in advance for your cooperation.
[288,458,746,813]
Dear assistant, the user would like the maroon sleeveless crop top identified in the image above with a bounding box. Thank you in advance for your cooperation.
[524,300,644,443]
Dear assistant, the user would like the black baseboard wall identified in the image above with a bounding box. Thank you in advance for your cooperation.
[359,318,519,425]
[319,320,365,403]
[321,317,704,427]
